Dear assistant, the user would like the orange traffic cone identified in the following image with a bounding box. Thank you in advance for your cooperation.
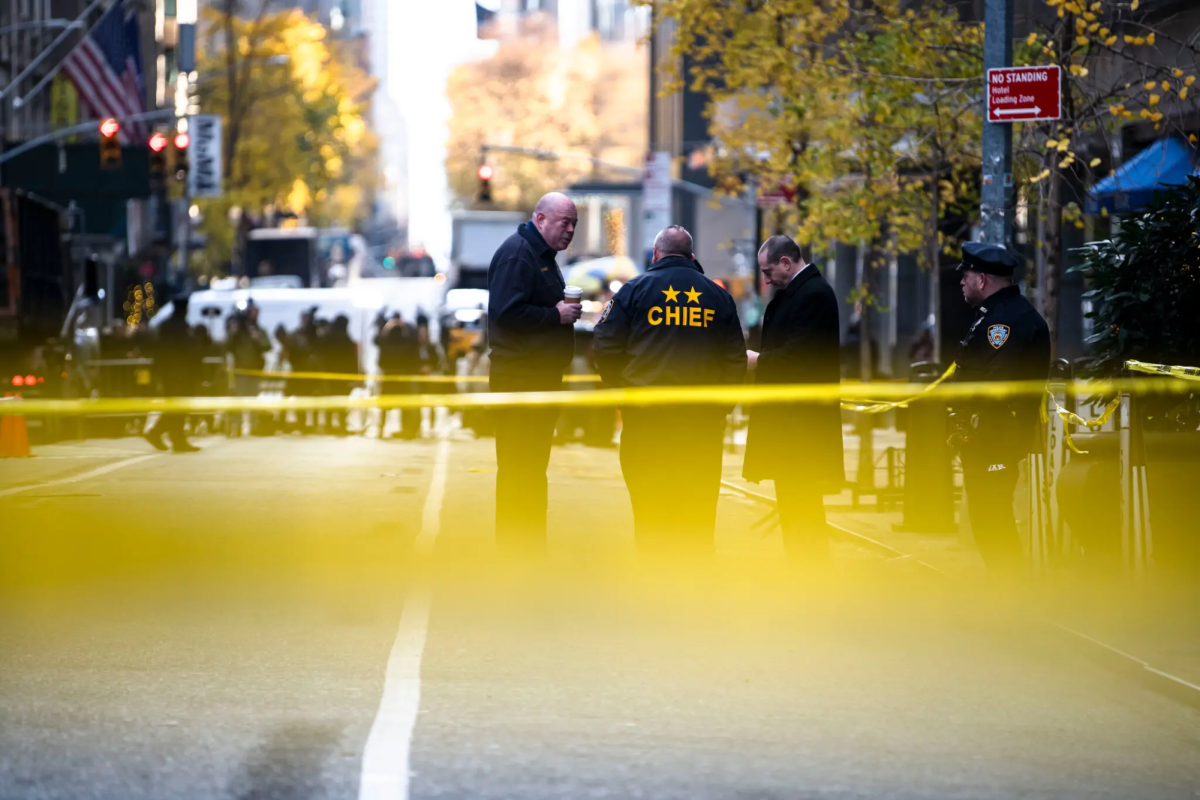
[0,413,32,457]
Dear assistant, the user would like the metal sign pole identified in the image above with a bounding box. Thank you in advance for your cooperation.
[981,0,1014,246]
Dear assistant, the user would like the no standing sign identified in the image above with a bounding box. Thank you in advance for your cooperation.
[986,66,1061,123]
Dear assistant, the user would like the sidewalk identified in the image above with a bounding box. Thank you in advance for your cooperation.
[721,415,1200,699]
[827,495,1200,697]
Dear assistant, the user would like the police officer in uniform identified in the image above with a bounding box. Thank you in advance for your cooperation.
[951,241,1051,576]
[593,226,746,554]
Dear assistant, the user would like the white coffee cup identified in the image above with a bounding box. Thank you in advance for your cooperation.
[564,285,583,304]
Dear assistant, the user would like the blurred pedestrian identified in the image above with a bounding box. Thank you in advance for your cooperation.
[949,242,1050,578]
[413,314,448,438]
[593,225,747,555]
[743,235,843,563]
[191,325,220,435]
[487,191,581,553]
[144,295,201,453]
[228,301,272,436]
[375,311,419,438]
[321,314,359,435]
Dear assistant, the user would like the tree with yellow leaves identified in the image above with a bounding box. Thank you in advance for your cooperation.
[1016,0,1200,350]
[192,2,378,275]
[445,15,647,211]
[647,0,984,366]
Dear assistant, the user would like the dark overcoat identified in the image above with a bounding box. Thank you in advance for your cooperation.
[742,266,844,486]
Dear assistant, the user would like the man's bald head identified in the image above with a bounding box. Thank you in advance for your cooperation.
[534,192,573,216]
[653,225,693,261]
[532,192,578,251]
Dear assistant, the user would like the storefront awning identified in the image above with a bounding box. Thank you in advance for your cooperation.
[1086,136,1196,214]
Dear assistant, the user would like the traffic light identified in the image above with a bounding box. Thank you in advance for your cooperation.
[148,131,168,184]
[99,118,121,170]
[478,163,493,204]
[173,131,190,184]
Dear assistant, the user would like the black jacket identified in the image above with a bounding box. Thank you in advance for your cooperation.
[954,284,1051,454]
[486,222,574,377]
[592,255,746,388]
[742,266,844,484]
[155,314,201,395]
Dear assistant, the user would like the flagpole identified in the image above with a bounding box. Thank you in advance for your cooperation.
[0,0,111,104]
[12,0,123,111]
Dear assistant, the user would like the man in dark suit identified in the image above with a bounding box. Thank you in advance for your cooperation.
[743,235,843,562]
[486,192,582,553]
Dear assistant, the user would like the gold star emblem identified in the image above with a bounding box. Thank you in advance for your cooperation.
[684,286,702,304]
[662,285,680,303]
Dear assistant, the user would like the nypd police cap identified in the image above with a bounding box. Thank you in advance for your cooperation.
[956,241,1021,277]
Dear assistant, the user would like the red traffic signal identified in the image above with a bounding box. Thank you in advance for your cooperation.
[477,164,494,204]
[174,132,190,150]
[99,118,122,170]
[148,132,168,153]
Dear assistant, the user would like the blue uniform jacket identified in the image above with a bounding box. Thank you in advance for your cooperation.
[954,284,1051,455]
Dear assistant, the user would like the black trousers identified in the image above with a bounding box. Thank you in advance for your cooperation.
[491,372,562,554]
[961,447,1024,575]
[381,377,420,438]
[619,407,726,555]
[774,474,831,562]
[146,412,186,444]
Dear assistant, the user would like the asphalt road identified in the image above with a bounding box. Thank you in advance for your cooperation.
[1,431,1198,799]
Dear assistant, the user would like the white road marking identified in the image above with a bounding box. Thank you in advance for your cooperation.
[358,435,450,800]
[0,455,159,499]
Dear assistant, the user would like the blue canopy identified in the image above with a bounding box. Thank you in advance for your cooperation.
[1086,136,1197,214]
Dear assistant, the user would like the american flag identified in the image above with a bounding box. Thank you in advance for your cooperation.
[63,0,147,143]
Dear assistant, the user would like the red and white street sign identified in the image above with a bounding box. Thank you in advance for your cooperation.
[756,180,798,209]
[986,66,1061,123]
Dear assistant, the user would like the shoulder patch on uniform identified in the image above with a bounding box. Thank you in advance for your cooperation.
[599,299,614,323]
[987,324,1010,349]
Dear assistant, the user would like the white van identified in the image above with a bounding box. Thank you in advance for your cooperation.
[151,278,445,374]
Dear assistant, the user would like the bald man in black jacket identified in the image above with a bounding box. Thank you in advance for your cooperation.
[486,192,582,553]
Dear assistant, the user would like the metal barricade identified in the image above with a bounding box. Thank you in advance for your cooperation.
[1119,392,1154,579]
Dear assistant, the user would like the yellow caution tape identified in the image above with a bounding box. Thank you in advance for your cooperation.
[1124,359,1200,382]
[5,375,1196,416]
[839,362,957,413]
[1038,359,1200,454]
[1045,392,1120,455]
[230,368,603,384]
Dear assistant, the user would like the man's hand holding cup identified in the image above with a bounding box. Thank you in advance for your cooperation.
[558,285,583,325]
